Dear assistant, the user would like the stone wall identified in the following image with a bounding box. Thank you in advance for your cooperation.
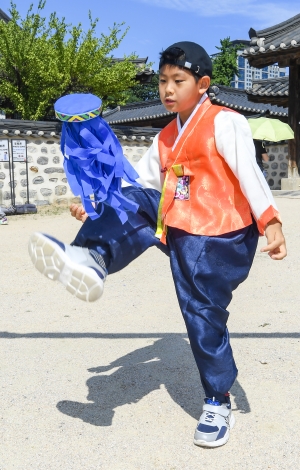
[0,124,287,207]
[0,135,152,207]
[0,137,74,206]
[264,143,289,190]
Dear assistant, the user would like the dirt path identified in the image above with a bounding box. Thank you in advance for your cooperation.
[1,198,299,469]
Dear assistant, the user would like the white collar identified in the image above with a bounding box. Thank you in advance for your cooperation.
[173,92,208,152]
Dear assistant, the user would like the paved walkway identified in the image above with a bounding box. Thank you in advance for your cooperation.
[1,198,299,469]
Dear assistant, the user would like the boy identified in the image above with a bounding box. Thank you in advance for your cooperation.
[29,41,286,448]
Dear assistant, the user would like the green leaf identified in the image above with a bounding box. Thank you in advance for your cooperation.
[0,1,137,119]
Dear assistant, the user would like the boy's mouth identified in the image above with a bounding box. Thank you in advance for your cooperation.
[165,99,175,105]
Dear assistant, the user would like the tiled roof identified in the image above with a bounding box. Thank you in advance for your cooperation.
[0,119,159,141]
[246,77,289,106]
[112,57,155,83]
[104,87,288,126]
[0,8,10,23]
[207,85,288,116]
[103,99,176,125]
[243,13,300,66]
[0,119,62,138]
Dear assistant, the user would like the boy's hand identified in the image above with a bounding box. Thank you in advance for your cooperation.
[69,203,88,223]
[261,218,287,260]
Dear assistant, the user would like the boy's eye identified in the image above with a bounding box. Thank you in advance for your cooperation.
[159,79,166,83]
[175,80,184,83]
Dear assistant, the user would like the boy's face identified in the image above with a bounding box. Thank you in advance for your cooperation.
[159,65,210,123]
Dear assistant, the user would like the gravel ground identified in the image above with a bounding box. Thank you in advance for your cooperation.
[1,198,299,470]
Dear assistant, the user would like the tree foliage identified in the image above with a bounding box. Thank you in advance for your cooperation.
[211,37,242,86]
[125,73,160,103]
[0,1,137,120]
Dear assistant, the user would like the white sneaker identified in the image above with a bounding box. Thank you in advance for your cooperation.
[194,398,235,448]
[28,232,107,302]
[0,216,8,225]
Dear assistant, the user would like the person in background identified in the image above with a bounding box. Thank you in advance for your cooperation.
[254,139,269,177]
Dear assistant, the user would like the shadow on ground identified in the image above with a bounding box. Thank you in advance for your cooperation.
[56,334,250,426]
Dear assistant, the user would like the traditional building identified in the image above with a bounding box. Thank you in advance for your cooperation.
[243,13,300,170]
[104,85,288,128]
[0,8,10,23]
[246,76,289,107]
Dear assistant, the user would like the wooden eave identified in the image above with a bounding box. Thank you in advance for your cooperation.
[247,94,288,107]
[246,48,300,68]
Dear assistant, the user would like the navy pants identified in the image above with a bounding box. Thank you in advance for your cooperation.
[73,187,259,401]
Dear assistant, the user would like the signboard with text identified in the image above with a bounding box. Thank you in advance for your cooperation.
[0,139,9,162]
[12,139,27,162]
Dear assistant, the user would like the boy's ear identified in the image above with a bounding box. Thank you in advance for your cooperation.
[198,76,211,95]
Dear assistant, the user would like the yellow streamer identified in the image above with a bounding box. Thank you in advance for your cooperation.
[155,164,184,240]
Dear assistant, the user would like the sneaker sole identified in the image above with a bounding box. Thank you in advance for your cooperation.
[28,232,104,302]
[193,412,235,448]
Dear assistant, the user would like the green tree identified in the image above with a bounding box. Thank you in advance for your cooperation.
[0,1,137,120]
[211,37,242,86]
[125,73,160,103]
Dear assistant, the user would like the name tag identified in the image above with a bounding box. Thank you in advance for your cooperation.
[174,176,190,200]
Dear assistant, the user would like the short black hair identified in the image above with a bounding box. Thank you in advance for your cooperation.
[159,47,201,83]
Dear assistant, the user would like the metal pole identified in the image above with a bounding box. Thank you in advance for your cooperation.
[8,140,14,206]
[25,140,29,203]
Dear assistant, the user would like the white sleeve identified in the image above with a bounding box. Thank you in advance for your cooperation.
[131,133,164,192]
[214,110,281,230]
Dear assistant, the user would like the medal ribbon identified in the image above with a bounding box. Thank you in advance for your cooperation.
[155,164,184,243]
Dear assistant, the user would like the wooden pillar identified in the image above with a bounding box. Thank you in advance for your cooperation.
[288,61,300,172]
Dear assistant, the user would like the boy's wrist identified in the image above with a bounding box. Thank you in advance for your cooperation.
[266,217,282,228]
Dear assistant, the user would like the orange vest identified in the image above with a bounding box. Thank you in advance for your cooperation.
[157,98,253,244]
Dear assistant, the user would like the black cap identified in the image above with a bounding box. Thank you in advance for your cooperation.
[159,41,212,78]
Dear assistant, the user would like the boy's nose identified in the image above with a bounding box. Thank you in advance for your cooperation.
[165,83,174,95]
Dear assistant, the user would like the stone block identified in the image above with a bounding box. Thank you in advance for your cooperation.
[37,156,49,165]
[49,178,58,183]
[19,169,27,175]
[44,167,64,174]
[53,156,60,164]
[3,191,11,200]
[40,188,52,196]
[27,146,37,153]
[0,172,6,179]
[55,198,68,205]
[4,163,14,169]
[0,181,4,188]
[20,190,37,198]
[33,176,44,184]
[281,178,300,190]
[41,147,48,153]
[71,197,81,204]
[20,179,28,187]
[34,199,50,206]
[55,185,67,196]
[280,162,288,170]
